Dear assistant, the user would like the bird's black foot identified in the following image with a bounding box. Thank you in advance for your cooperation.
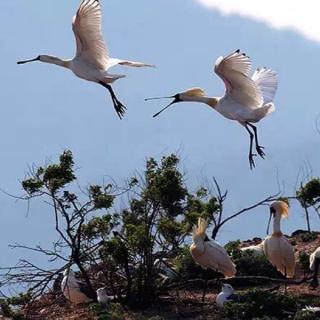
[112,98,127,119]
[256,145,265,159]
[249,153,257,170]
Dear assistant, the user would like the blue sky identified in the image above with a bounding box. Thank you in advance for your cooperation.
[1,0,320,267]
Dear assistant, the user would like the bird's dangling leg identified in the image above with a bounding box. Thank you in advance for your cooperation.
[244,125,256,169]
[247,122,265,159]
[99,82,127,119]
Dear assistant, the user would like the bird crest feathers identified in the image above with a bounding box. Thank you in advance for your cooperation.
[192,217,208,236]
[183,87,207,97]
[272,201,289,218]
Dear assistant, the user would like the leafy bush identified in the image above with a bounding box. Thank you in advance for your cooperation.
[221,289,297,319]
[301,232,318,243]
[299,252,311,273]
[225,241,283,278]
[294,310,319,320]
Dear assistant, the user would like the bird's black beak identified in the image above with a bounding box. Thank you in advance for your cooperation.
[266,207,275,234]
[204,235,210,242]
[17,56,40,65]
[145,94,182,118]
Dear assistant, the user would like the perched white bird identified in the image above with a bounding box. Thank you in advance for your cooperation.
[190,218,236,278]
[240,242,265,257]
[216,283,238,308]
[61,269,95,304]
[263,201,295,278]
[146,50,278,169]
[17,0,154,119]
[96,287,109,304]
[309,247,320,288]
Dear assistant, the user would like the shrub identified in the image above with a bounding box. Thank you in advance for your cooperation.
[221,289,297,319]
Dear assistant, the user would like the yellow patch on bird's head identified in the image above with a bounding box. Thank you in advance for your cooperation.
[183,87,207,97]
[271,201,289,218]
[192,217,208,239]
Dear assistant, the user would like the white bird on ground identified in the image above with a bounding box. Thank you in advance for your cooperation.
[96,287,109,304]
[190,218,236,278]
[263,201,295,278]
[61,269,95,304]
[309,247,320,288]
[216,283,238,307]
[17,0,154,119]
[146,50,278,169]
[240,242,265,256]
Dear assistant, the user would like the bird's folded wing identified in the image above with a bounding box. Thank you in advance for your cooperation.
[72,0,109,69]
[214,50,263,109]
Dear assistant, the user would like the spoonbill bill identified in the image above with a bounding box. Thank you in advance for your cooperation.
[240,242,264,256]
[61,269,95,304]
[263,201,295,278]
[190,218,236,278]
[309,247,320,288]
[146,50,278,169]
[216,284,238,307]
[17,0,154,119]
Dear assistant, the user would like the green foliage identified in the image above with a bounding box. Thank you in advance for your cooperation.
[294,310,319,320]
[82,214,114,240]
[299,252,311,273]
[301,232,318,242]
[22,150,75,194]
[224,241,282,278]
[222,289,297,319]
[98,303,125,320]
[89,185,115,210]
[225,240,241,258]
[297,178,320,208]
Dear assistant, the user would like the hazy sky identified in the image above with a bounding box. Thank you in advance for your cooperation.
[1,0,320,268]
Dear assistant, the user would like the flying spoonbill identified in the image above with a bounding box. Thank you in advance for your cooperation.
[61,268,96,304]
[146,50,278,169]
[190,218,236,278]
[264,201,295,278]
[17,0,154,119]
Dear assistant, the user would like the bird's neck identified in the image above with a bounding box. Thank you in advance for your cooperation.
[40,55,71,68]
[184,95,219,109]
[192,236,205,254]
[272,215,282,234]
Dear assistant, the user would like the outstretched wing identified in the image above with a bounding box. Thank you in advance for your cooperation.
[72,0,109,69]
[252,68,278,104]
[214,50,263,109]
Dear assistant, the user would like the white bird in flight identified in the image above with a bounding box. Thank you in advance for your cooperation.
[17,0,154,119]
[146,50,278,169]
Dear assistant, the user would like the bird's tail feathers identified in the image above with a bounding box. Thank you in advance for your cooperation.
[251,103,275,121]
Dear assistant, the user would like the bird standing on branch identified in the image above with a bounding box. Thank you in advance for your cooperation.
[146,50,278,169]
[190,218,236,278]
[17,0,155,119]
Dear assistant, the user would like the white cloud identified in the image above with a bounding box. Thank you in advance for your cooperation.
[196,0,320,43]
